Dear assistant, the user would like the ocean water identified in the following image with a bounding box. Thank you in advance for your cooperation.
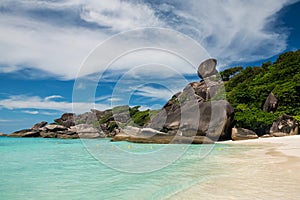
[0,137,248,200]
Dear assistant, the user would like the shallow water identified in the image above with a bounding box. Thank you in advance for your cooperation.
[1,137,295,200]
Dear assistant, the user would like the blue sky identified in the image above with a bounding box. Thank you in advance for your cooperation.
[0,0,300,133]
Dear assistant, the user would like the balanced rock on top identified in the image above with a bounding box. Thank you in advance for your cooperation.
[197,58,218,79]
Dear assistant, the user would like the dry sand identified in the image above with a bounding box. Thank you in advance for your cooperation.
[168,135,300,200]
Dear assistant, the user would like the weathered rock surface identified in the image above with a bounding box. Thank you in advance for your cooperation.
[55,113,75,128]
[147,94,234,140]
[45,124,68,131]
[260,134,272,138]
[72,124,105,138]
[8,129,33,137]
[21,131,41,137]
[0,133,7,137]
[272,132,290,137]
[121,126,141,135]
[231,127,258,140]
[40,132,57,138]
[111,133,214,144]
[263,92,278,113]
[270,115,299,136]
[197,58,218,79]
[31,121,47,130]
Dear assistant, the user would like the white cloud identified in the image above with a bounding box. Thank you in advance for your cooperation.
[0,0,298,79]
[0,119,14,122]
[40,111,59,116]
[95,95,121,102]
[22,110,39,115]
[134,86,178,101]
[0,95,109,114]
[44,95,63,101]
[0,14,106,79]
[80,0,164,31]
[95,95,112,102]
[108,97,122,102]
[169,0,297,65]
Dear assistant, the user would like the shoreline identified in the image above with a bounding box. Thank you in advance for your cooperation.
[168,135,300,199]
[218,135,300,158]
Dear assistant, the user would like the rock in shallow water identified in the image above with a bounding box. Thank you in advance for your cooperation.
[8,129,33,137]
[111,133,214,144]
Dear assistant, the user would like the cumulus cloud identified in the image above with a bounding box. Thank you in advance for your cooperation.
[0,0,297,80]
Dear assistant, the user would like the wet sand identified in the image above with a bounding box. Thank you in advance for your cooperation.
[168,135,300,200]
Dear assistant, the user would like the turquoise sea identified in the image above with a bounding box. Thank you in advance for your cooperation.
[0,137,247,200]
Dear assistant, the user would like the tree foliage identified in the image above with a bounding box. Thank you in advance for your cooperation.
[220,66,243,81]
[222,49,300,133]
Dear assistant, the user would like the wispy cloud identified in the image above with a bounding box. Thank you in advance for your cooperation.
[0,95,109,114]
[40,111,60,116]
[169,0,296,65]
[95,95,129,103]
[94,95,112,102]
[0,0,297,79]
[79,0,164,31]
[0,119,14,122]
[134,86,179,101]
[44,95,63,101]
[108,97,122,102]
[22,110,39,115]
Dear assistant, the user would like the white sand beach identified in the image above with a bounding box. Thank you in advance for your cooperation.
[169,135,300,200]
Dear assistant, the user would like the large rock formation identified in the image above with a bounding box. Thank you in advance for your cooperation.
[7,59,236,143]
[270,115,299,137]
[146,58,234,141]
[7,107,126,139]
[231,127,258,140]
[262,92,278,113]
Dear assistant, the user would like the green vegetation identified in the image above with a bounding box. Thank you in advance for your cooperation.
[107,121,118,132]
[128,106,159,127]
[131,109,151,127]
[96,105,158,128]
[99,112,113,124]
[223,49,300,134]
[220,66,243,81]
